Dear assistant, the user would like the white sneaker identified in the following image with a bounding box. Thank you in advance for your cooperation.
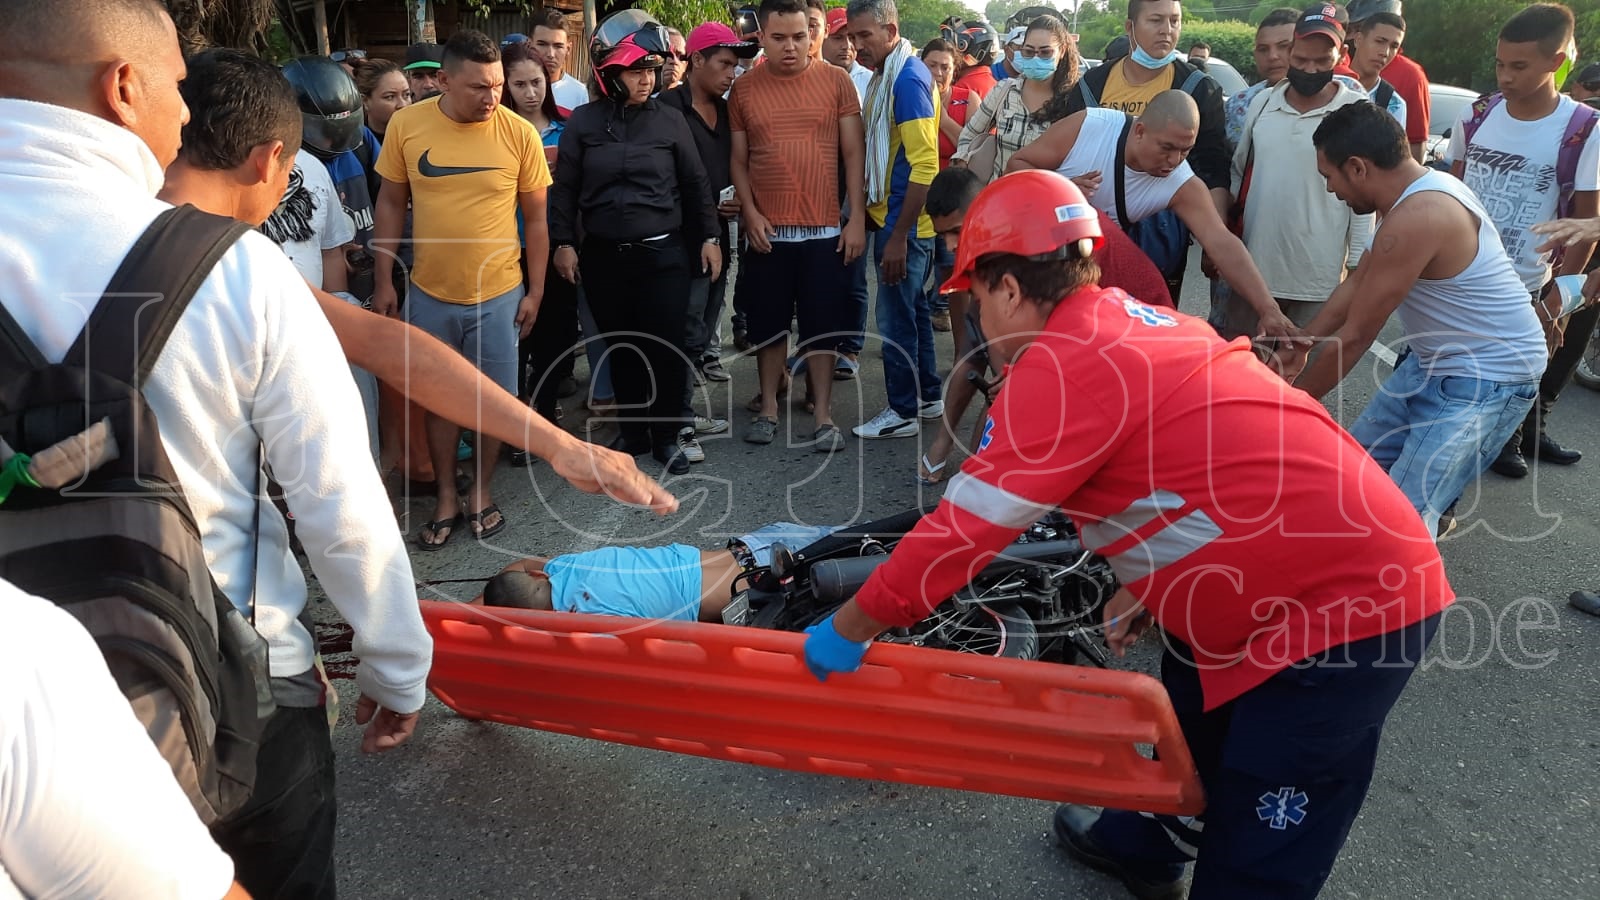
[694,415,730,435]
[852,408,920,440]
[677,427,706,463]
[918,399,945,419]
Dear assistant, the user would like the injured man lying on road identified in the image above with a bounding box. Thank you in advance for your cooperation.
[479,523,843,622]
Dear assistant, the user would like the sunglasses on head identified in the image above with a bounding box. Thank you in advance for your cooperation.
[330,49,367,63]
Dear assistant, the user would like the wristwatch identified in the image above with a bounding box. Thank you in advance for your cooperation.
[703,237,721,247]
[554,243,575,252]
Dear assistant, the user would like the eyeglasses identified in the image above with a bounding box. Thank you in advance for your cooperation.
[1017,47,1059,60]
[330,49,367,63]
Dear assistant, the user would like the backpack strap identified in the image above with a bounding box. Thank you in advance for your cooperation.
[1555,102,1599,219]
[1177,67,1209,97]
[1113,113,1135,231]
[0,302,49,386]
[63,206,250,388]
[1459,93,1502,152]
[1374,80,1395,115]
[1078,77,1099,109]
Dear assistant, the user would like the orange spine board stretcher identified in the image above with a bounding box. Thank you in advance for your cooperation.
[421,601,1205,816]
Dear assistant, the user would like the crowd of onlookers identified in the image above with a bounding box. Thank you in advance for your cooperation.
[182,0,1599,557]
[3,0,1600,896]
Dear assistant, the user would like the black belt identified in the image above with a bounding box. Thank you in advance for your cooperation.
[609,233,674,251]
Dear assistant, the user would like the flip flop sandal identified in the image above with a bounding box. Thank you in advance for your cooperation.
[833,355,859,381]
[916,454,948,486]
[467,504,508,541]
[415,514,463,551]
[743,416,779,444]
[811,425,845,454]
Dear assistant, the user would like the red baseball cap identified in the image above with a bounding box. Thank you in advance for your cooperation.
[826,7,849,36]
[1296,3,1346,45]
[685,22,760,58]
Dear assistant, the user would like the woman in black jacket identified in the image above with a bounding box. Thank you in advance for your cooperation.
[549,11,720,475]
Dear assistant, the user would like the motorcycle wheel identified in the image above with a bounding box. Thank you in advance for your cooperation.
[913,600,1039,660]
[1576,327,1600,391]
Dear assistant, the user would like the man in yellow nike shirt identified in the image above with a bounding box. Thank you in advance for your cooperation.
[373,29,552,549]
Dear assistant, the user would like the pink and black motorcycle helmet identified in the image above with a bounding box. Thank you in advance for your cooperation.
[590,8,670,101]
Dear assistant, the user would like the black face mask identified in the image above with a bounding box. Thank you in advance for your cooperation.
[1285,66,1334,96]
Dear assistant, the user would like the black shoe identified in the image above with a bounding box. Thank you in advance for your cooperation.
[556,375,579,399]
[1489,439,1528,478]
[1051,805,1187,900]
[1568,590,1600,617]
[1435,504,1458,540]
[652,444,690,475]
[1529,432,1582,465]
[604,434,651,456]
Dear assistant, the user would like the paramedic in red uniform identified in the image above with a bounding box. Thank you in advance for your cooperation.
[800,170,1452,900]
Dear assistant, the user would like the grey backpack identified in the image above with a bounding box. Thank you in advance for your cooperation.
[0,205,274,825]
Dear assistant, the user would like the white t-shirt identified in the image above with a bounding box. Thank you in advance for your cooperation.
[0,100,431,715]
[1368,79,1408,128]
[267,148,354,289]
[1449,95,1600,292]
[848,62,874,104]
[551,72,589,110]
[0,582,235,900]
[1233,81,1375,302]
[1056,107,1196,226]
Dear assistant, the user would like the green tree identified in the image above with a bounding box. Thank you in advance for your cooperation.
[633,0,730,32]
[1401,0,1600,92]
[889,0,984,43]
[1181,19,1256,76]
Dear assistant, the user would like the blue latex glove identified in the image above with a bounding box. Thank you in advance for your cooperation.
[802,613,872,682]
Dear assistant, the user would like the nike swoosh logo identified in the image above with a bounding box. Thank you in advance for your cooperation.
[418,149,501,177]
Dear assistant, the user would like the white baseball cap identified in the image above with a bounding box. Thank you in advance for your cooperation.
[1005,26,1027,46]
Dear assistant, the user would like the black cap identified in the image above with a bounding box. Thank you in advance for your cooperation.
[1578,62,1600,88]
[404,43,443,71]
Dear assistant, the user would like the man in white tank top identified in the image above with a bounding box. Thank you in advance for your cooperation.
[1286,102,1545,537]
[1009,89,1304,346]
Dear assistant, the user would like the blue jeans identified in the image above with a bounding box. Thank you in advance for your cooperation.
[576,285,614,401]
[1350,352,1537,534]
[838,248,870,355]
[873,229,941,418]
[931,239,955,313]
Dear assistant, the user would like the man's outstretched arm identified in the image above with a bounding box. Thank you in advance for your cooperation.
[314,289,677,515]
[1293,200,1439,398]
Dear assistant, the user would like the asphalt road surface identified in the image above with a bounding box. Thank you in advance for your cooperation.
[320,257,1600,899]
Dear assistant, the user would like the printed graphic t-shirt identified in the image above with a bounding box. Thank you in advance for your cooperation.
[1098,60,1175,115]
[264,148,354,288]
[376,97,552,303]
[1449,95,1600,292]
[729,60,861,228]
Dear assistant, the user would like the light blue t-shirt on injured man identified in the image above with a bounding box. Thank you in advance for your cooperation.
[542,545,704,622]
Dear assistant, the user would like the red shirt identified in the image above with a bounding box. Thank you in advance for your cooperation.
[1382,51,1431,145]
[1095,211,1172,307]
[953,66,998,101]
[853,288,1452,709]
[938,83,975,166]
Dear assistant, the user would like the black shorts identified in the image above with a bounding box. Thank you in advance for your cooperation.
[735,237,850,352]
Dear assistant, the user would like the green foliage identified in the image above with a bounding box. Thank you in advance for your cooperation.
[890,0,985,43]
[1181,20,1256,78]
[633,0,731,32]
[1400,0,1600,93]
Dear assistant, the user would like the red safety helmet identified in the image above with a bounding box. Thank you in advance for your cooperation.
[941,170,1103,294]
